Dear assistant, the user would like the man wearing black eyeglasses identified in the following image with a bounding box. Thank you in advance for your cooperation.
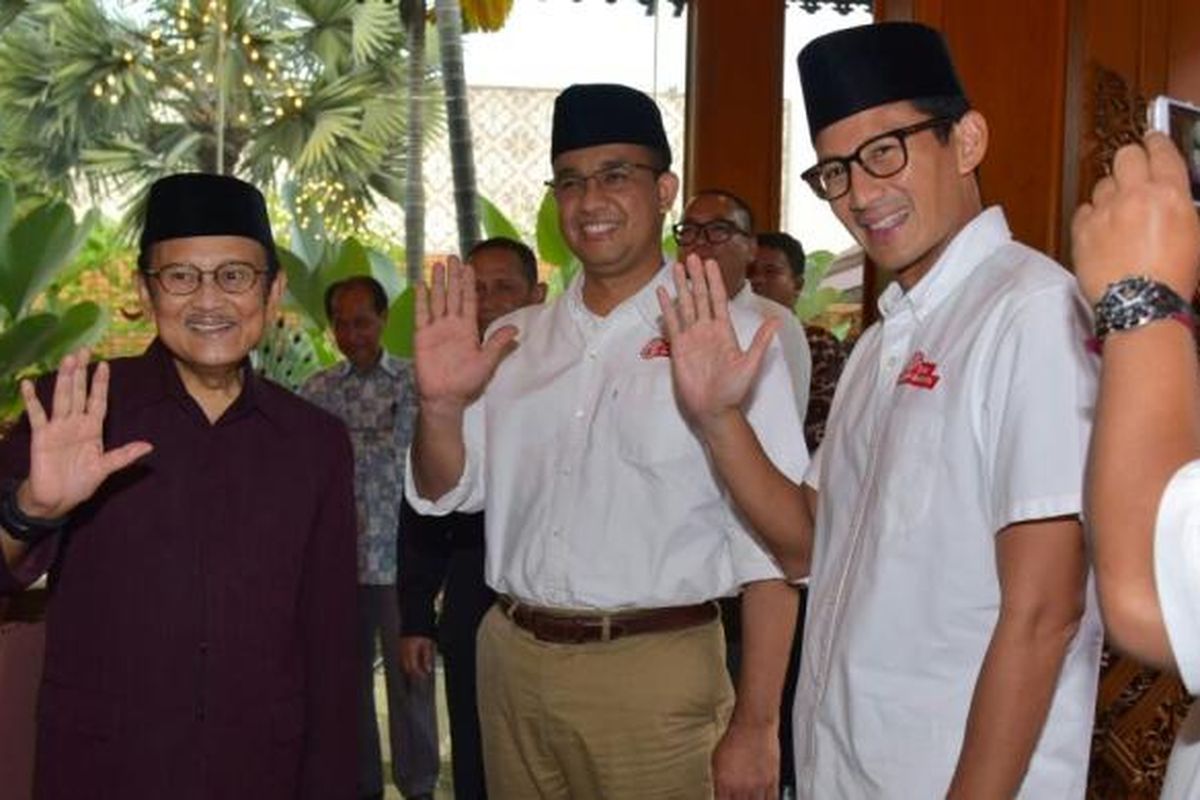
[646,22,1103,800]
[0,173,357,798]
[407,83,807,799]
[676,190,812,428]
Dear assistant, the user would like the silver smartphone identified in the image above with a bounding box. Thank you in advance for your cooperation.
[1148,94,1200,206]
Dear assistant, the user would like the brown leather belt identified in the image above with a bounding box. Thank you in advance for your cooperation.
[496,595,718,644]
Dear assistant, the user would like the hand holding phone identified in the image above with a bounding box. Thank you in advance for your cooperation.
[1148,95,1200,206]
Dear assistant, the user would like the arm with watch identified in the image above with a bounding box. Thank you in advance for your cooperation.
[1072,131,1200,668]
[0,350,152,589]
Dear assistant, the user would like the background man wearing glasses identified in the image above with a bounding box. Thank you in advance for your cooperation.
[0,173,357,798]
[406,83,807,799]
[675,191,811,427]
[301,276,438,800]
[646,22,1102,800]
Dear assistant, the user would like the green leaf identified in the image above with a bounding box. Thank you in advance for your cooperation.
[535,190,573,268]
[0,312,58,377]
[795,286,842,323]
[0,181,14,238]
[41,301,106,366]
[382,285,415,357]
[479,194,523,243]
[279,246,328,327]
[0,201,96,319]
[366,245,403,297]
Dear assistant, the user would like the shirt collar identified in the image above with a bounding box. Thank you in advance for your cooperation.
[125,338,284,428]
[335,350,400,380]
[565,258,672,333]
[877,206,1011,322]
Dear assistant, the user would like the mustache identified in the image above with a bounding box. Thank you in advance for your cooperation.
[183,313,238,326]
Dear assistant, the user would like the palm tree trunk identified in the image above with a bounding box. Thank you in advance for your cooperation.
[435,0,480,257]
[402,0,427,287]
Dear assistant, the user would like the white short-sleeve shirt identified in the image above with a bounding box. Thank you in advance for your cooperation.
[795,207,1103,798]
[405,264,809,610]
[1156,460,1200,799]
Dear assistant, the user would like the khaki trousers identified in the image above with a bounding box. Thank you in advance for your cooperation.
[476,604,734,800]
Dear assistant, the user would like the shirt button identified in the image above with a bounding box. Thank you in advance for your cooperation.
[574,409,585,419]
[587,350,598,359]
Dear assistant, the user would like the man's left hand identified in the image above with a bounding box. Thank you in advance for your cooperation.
[655,255,778,436]
[712,719,779,800]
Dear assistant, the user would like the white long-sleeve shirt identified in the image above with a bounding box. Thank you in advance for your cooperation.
[406,264,809,610]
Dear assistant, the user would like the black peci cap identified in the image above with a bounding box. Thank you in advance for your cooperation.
[551,83,672,168]
[798,22,967,139]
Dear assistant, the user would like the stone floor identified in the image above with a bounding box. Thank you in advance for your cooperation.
[375,659,456,800]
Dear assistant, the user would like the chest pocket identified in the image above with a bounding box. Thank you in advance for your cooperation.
[612,369,704,465]
[874,402,945,536]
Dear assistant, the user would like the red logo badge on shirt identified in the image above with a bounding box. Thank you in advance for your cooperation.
[640,336,671,360]
[898,351,941,389]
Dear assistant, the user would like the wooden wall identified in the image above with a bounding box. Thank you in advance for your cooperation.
[684,0,786,229]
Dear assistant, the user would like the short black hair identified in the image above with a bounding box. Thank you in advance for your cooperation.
[910,95,971,143]
[689,188,755,233]
[467,237,539,287]
[755,232,806,280]
[324,275,388,323]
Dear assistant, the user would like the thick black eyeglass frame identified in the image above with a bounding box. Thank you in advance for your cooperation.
[800,116,956,201]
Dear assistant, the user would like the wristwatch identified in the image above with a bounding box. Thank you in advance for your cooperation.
[1092,276,1196,340]
[0,480,67,544]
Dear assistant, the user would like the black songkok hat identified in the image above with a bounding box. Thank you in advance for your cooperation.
[551,83,671,167]
[139,173,277,268]
[798,22,967,139]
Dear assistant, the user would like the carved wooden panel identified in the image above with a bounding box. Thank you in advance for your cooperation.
[1088,646,1193,799]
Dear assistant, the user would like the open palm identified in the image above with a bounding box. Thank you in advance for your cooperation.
[19,350,152,520]
[656,257,778,431]
[414,257,517,410]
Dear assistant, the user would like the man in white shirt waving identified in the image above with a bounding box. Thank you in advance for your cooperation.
[654,22,1104,799]
[406,83,807,799]
[1073,131,1200,799]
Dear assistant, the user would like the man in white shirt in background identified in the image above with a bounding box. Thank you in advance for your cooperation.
[405,83,806,799]
[1072,131,1200,799]
[650,21,1104,799]
[675,190,812,427]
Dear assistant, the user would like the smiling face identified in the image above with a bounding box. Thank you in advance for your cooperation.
[330,284,385,372]
[552,142,678,285]
[814,100,986,290]
[139,234,284,386]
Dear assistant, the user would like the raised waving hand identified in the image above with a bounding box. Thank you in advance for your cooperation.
[414,257,518,414]
[17,349,153,520]
[655,255,779,432]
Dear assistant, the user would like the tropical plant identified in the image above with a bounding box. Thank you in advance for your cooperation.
[436,0,479,256]
[796,249,852,338]
[0,0,442,235]
[258,188,415,387]
[0,179,106,418]
[399,0,427,287]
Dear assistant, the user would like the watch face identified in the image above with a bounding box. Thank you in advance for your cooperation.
[1095,276,1192,337]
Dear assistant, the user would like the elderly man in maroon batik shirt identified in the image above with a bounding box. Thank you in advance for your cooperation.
[0,173,357,799]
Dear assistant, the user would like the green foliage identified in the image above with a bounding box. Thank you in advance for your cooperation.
[795,248,851,338]
[478,194,521,243]
[0,179,107,418]
[0,0,444,234]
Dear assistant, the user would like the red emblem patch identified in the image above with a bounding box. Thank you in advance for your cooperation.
[640,336,671,359]
[897,351,941,389]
